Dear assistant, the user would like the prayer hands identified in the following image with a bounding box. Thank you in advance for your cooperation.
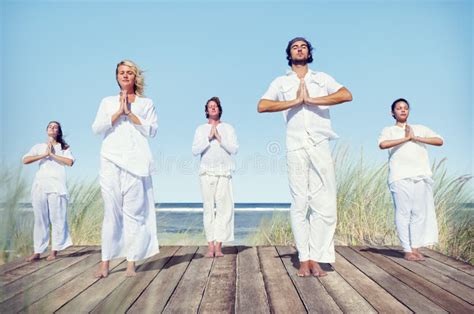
[120,90,131,115]
[405,124,415,141]
[296,79,311,106]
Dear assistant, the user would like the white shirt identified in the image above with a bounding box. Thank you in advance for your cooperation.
[378,124,443,184]
[23,143,75,196]
[192,122,239,176]
[261,69,344,151]
[92,95,158,177]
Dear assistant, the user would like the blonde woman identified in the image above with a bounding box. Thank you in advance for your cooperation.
[92,60,159,278]
[23,121,74,262]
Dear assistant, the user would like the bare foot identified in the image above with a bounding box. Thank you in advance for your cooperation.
[125,261,137,277]
[309,260,327,277]
[297,261,311,277]
[412,248,425,261]
[404,252,419,261]
[26,253,40,262]
[94,261,109,278]
[205,242,215,258]
[215,242,224,257]
[46,250,58,261]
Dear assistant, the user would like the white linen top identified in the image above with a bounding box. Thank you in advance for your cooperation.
[192,122,239,176]
[261,69,344,151]
[378,124,443,184]
[92,95,157,177]
[23,143,75,196]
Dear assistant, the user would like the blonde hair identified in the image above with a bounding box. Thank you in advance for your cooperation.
[115,60,145,96]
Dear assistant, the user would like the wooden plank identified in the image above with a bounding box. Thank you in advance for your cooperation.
[0,246,85,284]
[0,246,85,275]
[257,246,305,313]
[162,246,214,314]
[1,250,100,313]
[57,246,178,314]
[380,247,474,304]
[125,246,198,313]
[420,255,474,288]
[21,257,125,313]
[276,246,342,313]
[357,247,473,313]
[332,250,411,313]
[235,246,270,314]
[198,246,238,313]
[419,248,474,275]
[0,247,94,303]
[336,246,447,313]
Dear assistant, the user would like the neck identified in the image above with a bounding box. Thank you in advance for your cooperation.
[291,64,308,78]
[208,118,220,125]
[396,121,406,127]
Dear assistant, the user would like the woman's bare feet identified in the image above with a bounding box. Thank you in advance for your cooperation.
[297,261,311,277]
[404,252,419,261]
[125,261,137,277]
[309,260,327,277]
[26,253,40,262]
[46,250,58,261]
[412,248,425,261]
[215,242,224,257]
[95,261,110,278]
[205,242,215,258]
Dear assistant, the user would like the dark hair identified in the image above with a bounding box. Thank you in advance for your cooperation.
[47,121,69,150]
[205,96,223,119]
[391,98,410,119]
[286,37,314,66]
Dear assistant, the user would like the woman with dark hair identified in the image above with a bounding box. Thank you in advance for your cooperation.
[92,60,159,278]
[379,98,443,261]
[23,121,75,262]
[192,96,238,257]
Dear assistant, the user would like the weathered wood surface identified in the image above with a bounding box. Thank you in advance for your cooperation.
[0,245,471,313]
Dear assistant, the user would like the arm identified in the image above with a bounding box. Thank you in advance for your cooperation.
[23,154,47,164]
[305,87,353,106]
[50,154,74,166]
[92,99,117,134]
[131,101,158,138]
[217,126,239,155]
[257,79,303,113]
[379,137,411,150]
[414,136,443,146]
[192,127,210,156]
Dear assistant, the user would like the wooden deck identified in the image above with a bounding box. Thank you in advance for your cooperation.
[0,246,472,313]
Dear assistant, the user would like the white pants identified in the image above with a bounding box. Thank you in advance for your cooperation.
[200,175,234,242]
[390,178,438,252]
[287,141,337,263]
[100,159,159,261]
[31,186,72,253]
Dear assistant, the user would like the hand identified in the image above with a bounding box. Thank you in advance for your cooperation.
[119,90,128,115]
[47,142,54,156]
[295,79,305,106]
[302,81,311,104]
[208,125,216,140]
[405,125,415,141]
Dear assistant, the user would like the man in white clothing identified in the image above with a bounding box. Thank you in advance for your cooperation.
[258,37,352,276]
[192,96,238,257]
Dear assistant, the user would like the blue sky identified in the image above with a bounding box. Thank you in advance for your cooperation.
[1,0,472,202]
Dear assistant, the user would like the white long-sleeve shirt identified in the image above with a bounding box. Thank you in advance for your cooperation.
[23,143,75,196]
[92,95,158,177]
[192,122,239,176]
[261,69,344,151]
[378,124,443,184]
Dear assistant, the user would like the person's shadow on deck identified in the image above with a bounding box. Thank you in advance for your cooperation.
[359,247,405,258]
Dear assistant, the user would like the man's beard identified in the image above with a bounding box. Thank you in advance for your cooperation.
[291,58,308,66]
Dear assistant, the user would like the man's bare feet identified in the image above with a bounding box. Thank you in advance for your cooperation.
[412,248,425,261]
[46,250,58,261]
[94,261,110,278]
[297,261,311,277]
[404,252,419,261]
[309,260,327,277]
[26,253,40,262]
[205,242,215,258]
[215,242,224,257]
[125,261,137,277]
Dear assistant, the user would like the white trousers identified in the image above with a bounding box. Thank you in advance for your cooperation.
[100,158,159,261]
[390,178,438,252]
[31,186,72,253]
[200,175,234,242]
[287,141,337,263]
